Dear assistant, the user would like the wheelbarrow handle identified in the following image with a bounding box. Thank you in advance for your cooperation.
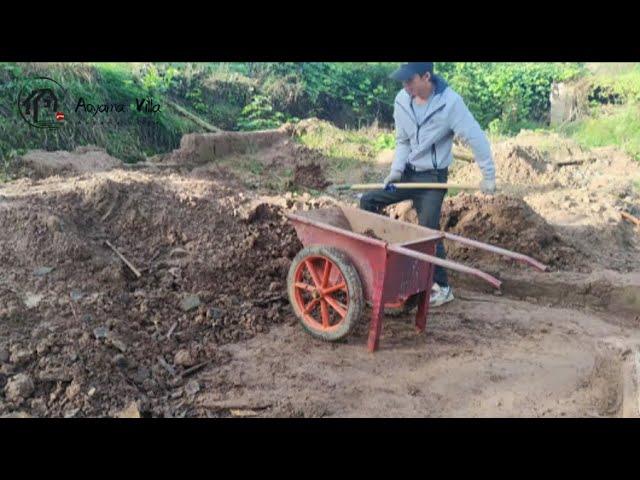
[442,232,549,272]
[335,183,479,191]
[388,244,502,290]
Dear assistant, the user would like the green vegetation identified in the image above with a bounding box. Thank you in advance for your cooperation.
[557,103,640,160]
[3,61,639,184]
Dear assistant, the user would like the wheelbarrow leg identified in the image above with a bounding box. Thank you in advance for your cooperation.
[367,272,387,352]
[415,264,434,333]
[415,291,429,333]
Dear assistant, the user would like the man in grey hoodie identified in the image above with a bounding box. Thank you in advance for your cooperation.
[360,62,496,308]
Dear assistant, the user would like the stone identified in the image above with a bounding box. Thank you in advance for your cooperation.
[10,349,34,365]
[180,295,201,312]
[4,373,35,402]
[109,338,127,353]
[116,401,141,418]
[64,408,80,418]
[93,327,109,340]
[185,380,200,396]
[131,367,150,384]
[23,293,44,309]
[65,380,82,401]
[169,248,189,259]
[1,411,33,418]
[207,307,225,320]
[113,354,129,369]
[0,347,9,363]
[36,339,53,356]
[70,290,84,302]
[33,266,54,277]
[173,349,194,367]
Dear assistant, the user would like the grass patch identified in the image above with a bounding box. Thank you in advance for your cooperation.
[557,103,640,161]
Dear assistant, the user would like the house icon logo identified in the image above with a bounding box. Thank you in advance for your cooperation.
[18,77,67,129]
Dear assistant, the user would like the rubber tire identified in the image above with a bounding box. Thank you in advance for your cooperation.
[287,245,364,342]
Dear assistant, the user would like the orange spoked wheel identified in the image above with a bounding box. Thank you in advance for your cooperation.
[287,246,363,342]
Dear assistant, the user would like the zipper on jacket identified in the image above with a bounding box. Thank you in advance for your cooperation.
[395,101,447,148]
[431,144,437,169]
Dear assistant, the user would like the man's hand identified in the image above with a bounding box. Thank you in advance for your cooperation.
[480,177,496,195]
[383,170,403,189]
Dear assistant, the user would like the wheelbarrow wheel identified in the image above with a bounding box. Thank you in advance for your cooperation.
[287,245,364,342]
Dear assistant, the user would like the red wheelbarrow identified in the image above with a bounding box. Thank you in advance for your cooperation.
[286,205,548,352]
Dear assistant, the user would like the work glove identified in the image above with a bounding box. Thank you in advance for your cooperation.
[383,169,403,189]
[480,177,496,195]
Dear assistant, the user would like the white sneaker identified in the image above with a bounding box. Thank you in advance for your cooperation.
[430,284,454,307]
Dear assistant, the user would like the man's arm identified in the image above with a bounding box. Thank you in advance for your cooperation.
[448,95,496,183]
[390,106,411,174]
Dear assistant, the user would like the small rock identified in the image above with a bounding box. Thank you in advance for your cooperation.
[30,398,47,415]
[207,307,225,320]
[23,293,44,309]
[33,266,54,277]
[109,338,127,353]
[1,411,33,418]
[93,326,109,340]
[70,290,84,302]
[88,387,96,397]
[9,349,34,365]
[169,248,189,259]
[180,295,201,312]
[113,354,129,369]
[0,347,9,363]
[46,214,63,232]
[65,380,82,401]
[64,408,80,418]
[4,373,35,402]
[185,380,200,396]
[174,349,194,367]
[36,339,53,356]
[82,314,93,324]
[37,368,72,383]
[116,401,141,418]
[268,281,283,292]
[132,367,150,384]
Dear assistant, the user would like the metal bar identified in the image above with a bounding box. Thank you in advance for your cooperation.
[441,232,549,272]
[337,182,478,191]
[388,244,502,290]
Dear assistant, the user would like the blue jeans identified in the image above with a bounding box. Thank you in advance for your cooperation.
[359,166,449,287]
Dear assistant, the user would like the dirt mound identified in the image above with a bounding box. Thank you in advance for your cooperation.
[17,146,121,178]
[153,126,331,192]
[293,163,331,190]
[439,194,585,271]
[166,129,290,164]
[157,126,325,168]
[452,143,553,187]
[0,170,341,417]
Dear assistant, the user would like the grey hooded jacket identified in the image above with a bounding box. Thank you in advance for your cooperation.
[391,74,496,181]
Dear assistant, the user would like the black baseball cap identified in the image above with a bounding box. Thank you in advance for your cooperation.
[389,62,434,81]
